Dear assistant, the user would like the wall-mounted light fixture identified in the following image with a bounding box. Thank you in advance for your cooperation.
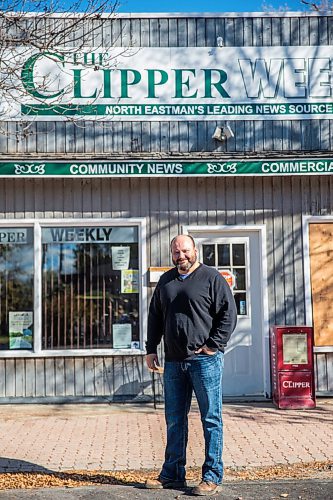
[216,36,224,47]
[212,124,234,142]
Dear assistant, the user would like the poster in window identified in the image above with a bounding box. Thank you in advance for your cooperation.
[121,269,139,293]
[113,324,132,349]
[112,246,130,270]
[9,312,33,349]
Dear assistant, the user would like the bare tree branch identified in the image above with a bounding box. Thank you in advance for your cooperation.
[0,0,123,138]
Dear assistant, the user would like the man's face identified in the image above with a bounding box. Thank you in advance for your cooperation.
[171,236,198,273]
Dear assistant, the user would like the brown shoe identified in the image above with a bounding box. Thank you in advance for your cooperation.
[144,477,187,489]
[191,480,221,496]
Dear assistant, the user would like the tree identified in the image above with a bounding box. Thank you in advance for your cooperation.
[263,0,333,11]
[300,0,332,11]
[0,0,121,137]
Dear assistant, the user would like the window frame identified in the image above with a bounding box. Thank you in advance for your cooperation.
[201,239,250,318]
[0,218,147,358]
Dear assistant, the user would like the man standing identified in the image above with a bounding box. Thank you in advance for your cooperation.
[145,234,237,496]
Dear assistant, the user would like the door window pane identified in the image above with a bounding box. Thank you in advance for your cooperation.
[201,241,248,317]
[232,244,245,265]
[218,244,230,266]
[234,292,247,316]
[42,226,140,350]
[202,245,215,266]
[233,268,246,291]
[0,228,34,350]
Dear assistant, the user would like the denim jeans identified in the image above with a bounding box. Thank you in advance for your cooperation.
[160,351,224,485]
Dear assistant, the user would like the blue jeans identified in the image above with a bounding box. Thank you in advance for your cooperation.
[160,351,224,485]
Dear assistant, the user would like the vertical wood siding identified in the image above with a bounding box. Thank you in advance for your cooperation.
[0,175,331,399]
[0,14,332,399]
[0,175,331,326]
[0,356,154,401]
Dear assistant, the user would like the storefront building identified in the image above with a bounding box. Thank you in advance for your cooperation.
[0,11,332,402]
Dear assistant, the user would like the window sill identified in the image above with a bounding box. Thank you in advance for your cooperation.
[0,349,146,358]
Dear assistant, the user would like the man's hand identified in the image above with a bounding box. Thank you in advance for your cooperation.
[195,346,217,355]
[146,353,160,371]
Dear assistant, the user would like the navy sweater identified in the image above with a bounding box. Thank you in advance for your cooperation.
[146,264,237,361]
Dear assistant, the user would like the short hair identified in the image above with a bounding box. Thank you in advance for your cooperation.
[170,234,196,252]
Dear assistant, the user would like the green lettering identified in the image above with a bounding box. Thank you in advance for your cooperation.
[120,69,141,98]
[147,69,168,98]
[174,69,197,98]
[84,53,95,65]
[73,69,97,99]
[21,52,64,99]
[102,69,112,98]
[204,69,230,98]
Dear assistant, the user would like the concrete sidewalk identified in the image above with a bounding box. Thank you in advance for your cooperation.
[0,399,332,473]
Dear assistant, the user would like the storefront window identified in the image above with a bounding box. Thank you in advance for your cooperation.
[41,226,140,350]
[0,228,34,350]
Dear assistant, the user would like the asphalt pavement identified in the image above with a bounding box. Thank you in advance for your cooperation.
[0,480,332,499]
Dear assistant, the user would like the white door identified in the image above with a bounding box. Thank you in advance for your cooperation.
[192,230,265,397]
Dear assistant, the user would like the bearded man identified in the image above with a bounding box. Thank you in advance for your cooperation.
[145,234,237,496]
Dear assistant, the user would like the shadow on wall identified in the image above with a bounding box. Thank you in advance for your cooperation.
[2,119,331,155]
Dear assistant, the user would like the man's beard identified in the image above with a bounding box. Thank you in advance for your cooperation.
[173,255,197,272]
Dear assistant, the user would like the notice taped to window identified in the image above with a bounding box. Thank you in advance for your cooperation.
[113,324,132,349]
[121,269,139,293]
[112,246,130,270]
[9,311,33,349]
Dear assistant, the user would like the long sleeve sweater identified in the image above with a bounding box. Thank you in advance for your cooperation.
[146,263,237,361]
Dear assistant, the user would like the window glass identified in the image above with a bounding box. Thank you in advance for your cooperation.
[233,268,246,291]
[202,245,215,266]
[0,228,34,350]
[41,226,140,350]
[232,244,245,266]
[234,292,247,316]
[204,241,248,317]
[218,244,230,266]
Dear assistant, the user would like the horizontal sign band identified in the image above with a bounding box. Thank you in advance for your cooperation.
[1,159,333,177]
[21,102,333,119]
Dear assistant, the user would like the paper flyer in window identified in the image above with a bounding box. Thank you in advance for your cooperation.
[121,269,139,293]
[8,311,33,349]
[113,324,132,349]
[112,246,130,270]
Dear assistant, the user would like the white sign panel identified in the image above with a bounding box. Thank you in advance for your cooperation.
[1,46,333,121]
[112,324,132,349]
[112,246,130,270]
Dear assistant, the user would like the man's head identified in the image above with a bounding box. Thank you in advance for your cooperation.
[170,234,198,274]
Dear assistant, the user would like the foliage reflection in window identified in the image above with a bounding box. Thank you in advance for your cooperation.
[42,226,140,350]
[0,228,34,350]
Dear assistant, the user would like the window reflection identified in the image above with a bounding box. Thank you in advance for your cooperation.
[0,228,34,350]
[218,244,230,266]
[202,245,215,266]
[42,226,140,350]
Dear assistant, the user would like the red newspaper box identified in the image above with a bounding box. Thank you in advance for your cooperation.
[270,326,316,409]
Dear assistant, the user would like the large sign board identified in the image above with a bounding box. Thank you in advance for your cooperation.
[1,158,333,177]
[1,46,333,121]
